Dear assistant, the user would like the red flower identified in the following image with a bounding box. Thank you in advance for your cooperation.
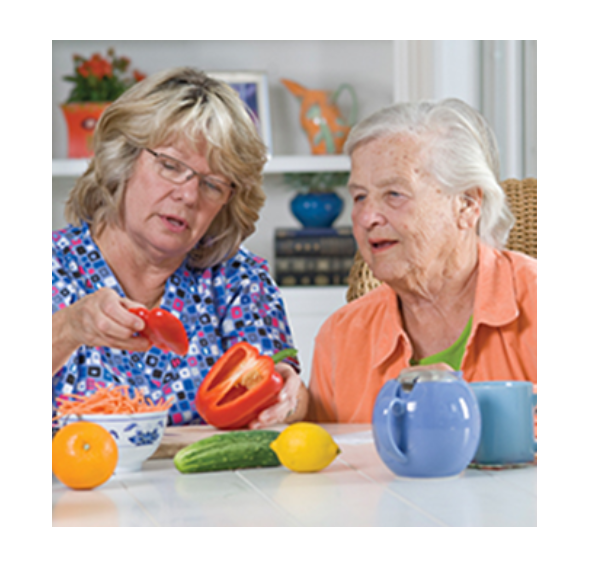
[88,54,113,79]
[65,48,146,103]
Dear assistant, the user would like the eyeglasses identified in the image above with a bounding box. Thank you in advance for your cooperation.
[144,148,235,204]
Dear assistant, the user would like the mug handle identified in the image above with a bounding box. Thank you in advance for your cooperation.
[384,396,408,463]
[532,392,537,453]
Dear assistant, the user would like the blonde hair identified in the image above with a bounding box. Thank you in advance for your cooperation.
[344,98,514,249]
[65,67,268,268]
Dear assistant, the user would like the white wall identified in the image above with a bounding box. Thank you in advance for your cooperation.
[523,41,537,179]
[482,40,537,180]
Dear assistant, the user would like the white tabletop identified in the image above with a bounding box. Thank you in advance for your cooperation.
[52,424,536,527]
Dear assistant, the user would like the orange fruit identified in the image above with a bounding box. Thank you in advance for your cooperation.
[52,421,118,490]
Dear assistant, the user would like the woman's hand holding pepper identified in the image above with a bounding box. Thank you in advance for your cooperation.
[68,287,152,350]
[52,287,151,375]
[248,362,309,429]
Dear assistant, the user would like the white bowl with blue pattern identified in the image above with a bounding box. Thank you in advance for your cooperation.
[67,410,168,473]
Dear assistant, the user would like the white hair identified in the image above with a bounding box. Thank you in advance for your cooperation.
[344,98,514,249]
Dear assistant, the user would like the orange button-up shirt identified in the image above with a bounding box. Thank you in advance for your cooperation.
[307,243,537,423]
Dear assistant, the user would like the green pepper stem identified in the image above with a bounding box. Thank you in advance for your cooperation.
[271,348,298,364]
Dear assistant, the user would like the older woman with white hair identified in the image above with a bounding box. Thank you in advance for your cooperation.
[53,68,307,427]
[306,98,536,423]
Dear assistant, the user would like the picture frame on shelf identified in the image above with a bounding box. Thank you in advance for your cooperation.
[207,71,273,156]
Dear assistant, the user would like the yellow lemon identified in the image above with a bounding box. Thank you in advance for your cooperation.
[270,422,341,473]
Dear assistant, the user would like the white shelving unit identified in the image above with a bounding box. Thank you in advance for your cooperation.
[52,159,91,178]
[52,154,350,178]
[265,154,350,174]
[281,286,348,385]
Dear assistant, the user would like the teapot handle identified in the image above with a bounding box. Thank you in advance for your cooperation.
[384,396,408,463]
[332,83,358,126]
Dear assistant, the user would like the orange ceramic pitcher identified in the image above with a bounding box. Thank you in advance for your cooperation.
[281,78,358,155]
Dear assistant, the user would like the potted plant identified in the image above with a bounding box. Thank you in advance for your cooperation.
[283,171,350,228]
[61,48,146,158]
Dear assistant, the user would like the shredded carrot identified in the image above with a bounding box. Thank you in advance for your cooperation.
[52,384,173,424]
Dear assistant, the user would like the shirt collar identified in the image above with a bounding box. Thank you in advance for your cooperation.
[371,284,410,369]
[370,242,519,369]
[473,242,520,328]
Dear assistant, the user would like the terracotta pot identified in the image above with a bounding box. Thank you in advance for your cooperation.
[61,102,110,158]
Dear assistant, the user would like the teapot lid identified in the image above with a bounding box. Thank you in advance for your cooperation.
[398,369,463,392]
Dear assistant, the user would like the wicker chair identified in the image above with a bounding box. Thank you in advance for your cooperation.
[346,178,537,302]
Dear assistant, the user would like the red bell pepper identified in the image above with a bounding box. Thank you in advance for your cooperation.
[129,307,189,356]
[195,342,298,429]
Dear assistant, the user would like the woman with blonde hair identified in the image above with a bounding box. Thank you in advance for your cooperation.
[53,68,307,427]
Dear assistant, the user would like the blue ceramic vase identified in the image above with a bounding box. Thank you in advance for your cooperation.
[290,192,344,228]
[372,370,481,479]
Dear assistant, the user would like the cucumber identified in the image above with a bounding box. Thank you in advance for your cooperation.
[173,429,281,473]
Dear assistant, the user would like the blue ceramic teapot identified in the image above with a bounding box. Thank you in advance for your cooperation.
[372,369,481,479]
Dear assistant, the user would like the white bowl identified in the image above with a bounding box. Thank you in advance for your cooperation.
[62,410,168,474]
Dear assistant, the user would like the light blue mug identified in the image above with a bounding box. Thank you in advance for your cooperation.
[470,381,537,466]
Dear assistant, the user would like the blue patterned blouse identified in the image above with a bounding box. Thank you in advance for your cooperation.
[52,223,299,425]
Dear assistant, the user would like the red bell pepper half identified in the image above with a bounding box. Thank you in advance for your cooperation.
[195,342,298,429]
[129,307,189,356]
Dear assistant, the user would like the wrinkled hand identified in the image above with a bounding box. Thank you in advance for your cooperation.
[248,362,308,429]
[64,287,152,352]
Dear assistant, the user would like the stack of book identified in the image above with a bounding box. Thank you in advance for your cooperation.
[274,226,357,286]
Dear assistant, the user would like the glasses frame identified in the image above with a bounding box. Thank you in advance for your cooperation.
[143,148,235,203]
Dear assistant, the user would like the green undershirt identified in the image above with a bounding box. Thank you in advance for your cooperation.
[409,315,473,371]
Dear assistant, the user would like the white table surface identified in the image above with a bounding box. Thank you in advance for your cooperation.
[52,424,536,527]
